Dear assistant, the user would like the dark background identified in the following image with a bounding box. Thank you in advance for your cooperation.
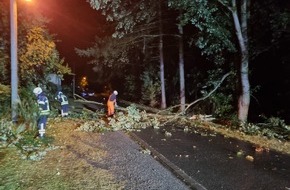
[37,0,105,80]
[34,0,290,124]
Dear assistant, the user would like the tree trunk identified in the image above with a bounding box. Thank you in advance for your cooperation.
[178,23,185,112]
[231,0,250,123]
[159,0,167,109]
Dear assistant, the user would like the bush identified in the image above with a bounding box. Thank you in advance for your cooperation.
[140,68,161,107]
[18,87,40,130]
[0,84,11,118]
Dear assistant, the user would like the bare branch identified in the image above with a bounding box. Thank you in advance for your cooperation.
[184,72,232,113]
[160,72,232,126]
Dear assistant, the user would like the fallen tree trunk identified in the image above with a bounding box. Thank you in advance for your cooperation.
[73,94,127,111]
[73,72,230,123]
[119,100,166,114]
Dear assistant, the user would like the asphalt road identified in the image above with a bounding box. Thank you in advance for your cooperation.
[74,96,290,189]
[130,125,290,190]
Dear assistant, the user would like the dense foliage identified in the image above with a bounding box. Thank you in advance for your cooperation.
[85,0,238,118]
[19,27,71,86]
[0,1,72,161]
[0,1,71,120]
[83,0,290,124]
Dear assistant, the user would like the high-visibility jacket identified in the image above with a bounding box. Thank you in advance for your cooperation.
[37,93,50,115]
[107,93,117,115]
[57,94,69,106]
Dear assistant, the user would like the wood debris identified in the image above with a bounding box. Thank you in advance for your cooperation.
[189,114,215,121]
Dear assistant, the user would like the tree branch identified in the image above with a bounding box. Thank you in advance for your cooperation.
[160,72,232,126]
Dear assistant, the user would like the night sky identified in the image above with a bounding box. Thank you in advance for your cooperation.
[36,0,105,79]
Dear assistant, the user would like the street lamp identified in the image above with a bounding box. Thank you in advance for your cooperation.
[10,0,18,122]
[10,0,32,122]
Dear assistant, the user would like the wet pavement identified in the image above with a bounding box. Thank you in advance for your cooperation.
[131,125,290,190]
[74,97,290,189]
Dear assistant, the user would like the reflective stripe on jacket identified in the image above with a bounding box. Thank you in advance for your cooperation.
[37,94,50,115]
[58,94,69,105]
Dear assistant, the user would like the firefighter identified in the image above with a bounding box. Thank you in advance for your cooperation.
[33,87,50,138]
[107,90,118,117]
[55,91,69,117]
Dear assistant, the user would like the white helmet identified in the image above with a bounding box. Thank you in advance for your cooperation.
[33,87,42,95]
[113,90,118,95]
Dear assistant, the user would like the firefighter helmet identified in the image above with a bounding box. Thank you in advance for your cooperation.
[33,87,42,95]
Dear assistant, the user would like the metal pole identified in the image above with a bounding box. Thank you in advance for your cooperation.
[10,0,18,122]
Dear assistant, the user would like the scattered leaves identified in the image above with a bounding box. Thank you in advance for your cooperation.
[246,155,254,162]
